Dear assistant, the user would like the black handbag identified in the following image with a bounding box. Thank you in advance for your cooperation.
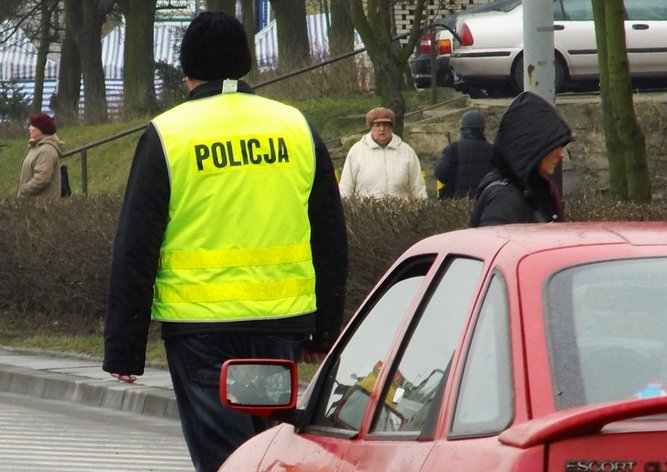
[60,165,72,198]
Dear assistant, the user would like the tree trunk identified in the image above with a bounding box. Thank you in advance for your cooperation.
[53,27,81,126]
[32,0,53,114]
[593,0,650,202]
[328,0,357,94]
[117,0,158,119]
[64,0,112,125]
[605,0,650,202]
[347,0,425,136]
[375,49,406,136]
[240,0,259,81]
[591,0,625,200]
[269,0,311,72]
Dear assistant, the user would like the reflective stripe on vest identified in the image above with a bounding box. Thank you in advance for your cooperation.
[151,91,317,322]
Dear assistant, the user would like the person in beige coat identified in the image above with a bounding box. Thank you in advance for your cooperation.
[18,112,63,202]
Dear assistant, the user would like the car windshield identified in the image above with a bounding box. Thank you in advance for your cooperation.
[546,258,667,410]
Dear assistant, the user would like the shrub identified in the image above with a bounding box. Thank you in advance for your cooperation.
[0,196,120,330]
[2,195,666,333]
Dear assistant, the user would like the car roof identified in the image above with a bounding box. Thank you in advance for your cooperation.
[411,222,667,257]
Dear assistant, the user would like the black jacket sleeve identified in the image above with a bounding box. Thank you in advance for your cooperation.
[305,125,348,352]
[435,142,457,199]
[103,123,170,376]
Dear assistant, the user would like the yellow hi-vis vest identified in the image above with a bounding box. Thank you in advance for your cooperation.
[150,90,317,323]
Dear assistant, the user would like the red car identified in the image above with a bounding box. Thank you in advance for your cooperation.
[219,222,667,471]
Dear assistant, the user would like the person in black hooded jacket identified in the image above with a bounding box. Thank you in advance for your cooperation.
[470,91,574,227]
[435,109,493,199]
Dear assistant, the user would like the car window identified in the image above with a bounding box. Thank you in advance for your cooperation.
[546,258,667,409]
[371,257,483,436]
[309,257,434,433]
[624,0,667,20]
[556,0,594,21]
[450,274,513,437]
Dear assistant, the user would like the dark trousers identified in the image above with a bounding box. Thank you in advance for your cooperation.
[164,332,302,472]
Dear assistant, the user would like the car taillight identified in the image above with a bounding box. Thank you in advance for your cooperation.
[419,34,432,54]
[437,38,451,55]
[459,24,474,46]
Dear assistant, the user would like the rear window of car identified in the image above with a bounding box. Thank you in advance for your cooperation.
[545,258,667,410]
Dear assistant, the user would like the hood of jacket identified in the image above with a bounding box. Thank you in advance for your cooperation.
[31,134,65,157]
[491,91,573,190]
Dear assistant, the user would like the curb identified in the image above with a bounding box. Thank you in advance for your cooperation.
[0,348,179,420]
[0,347,310,420]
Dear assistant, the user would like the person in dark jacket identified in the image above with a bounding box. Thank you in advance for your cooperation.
[102,12,348,472]
[435,109,493,199]
[470,91,574,227]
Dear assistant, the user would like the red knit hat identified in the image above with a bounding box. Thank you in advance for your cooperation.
[29,112,56,135]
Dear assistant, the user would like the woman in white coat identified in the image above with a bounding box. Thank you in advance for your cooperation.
[339,107,427,200]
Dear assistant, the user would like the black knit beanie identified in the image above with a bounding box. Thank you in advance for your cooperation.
[179,11,252,81]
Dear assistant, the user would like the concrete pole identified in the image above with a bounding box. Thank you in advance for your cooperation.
[522,0,555,103]
[523,0,563,195]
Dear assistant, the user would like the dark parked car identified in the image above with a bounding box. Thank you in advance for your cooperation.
[410,1,523,89]
[218,222,667,471]
[409,18,455,88]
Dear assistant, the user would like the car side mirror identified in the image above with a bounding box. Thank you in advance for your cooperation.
[220,359,299,418]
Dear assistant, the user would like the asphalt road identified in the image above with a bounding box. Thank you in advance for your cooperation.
[0,391,192,471]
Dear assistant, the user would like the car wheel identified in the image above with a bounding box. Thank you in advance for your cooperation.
[512,54,567,93]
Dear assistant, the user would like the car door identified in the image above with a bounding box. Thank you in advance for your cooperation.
[420,271,528,469]
[553,0,600,78]
[266,255,437,471]
[337,256,485,471]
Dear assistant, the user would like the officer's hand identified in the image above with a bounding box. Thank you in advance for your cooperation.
[111,372,137,383]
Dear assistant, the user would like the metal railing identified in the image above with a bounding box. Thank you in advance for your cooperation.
[62,26,437,195]
[62,124,146,195]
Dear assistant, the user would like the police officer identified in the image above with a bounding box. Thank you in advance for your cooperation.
[103,12,348,472]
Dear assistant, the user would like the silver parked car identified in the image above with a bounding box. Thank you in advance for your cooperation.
[449,0,667,97]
